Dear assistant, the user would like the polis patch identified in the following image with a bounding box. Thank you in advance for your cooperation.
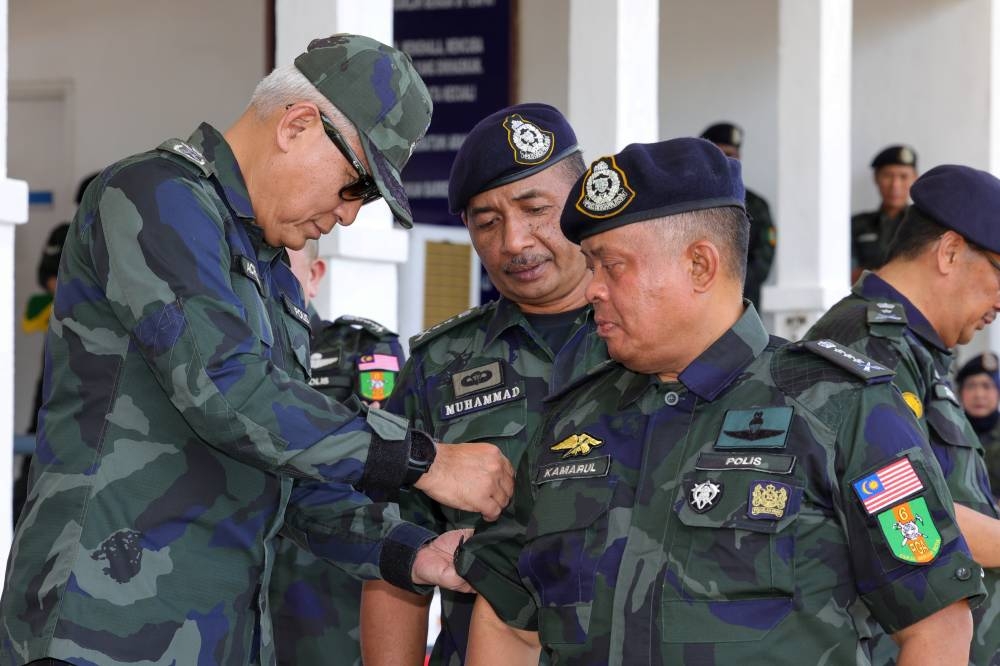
[696,451,796,475]
[235,255,263,295]
[575,156,635,219]
[715,407,792,449]
[535,455,610,484]
[282,295,310,328]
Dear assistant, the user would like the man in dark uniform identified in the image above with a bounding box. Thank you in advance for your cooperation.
[958,353,1000,502]
[851,144,918,281]
[807,164,1000,664]
[701,122,776,309]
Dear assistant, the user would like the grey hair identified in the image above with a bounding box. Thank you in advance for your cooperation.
[250,64,358,143]
[648,207,749,285]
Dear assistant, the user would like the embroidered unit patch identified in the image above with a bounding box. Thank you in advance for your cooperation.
[715,407,792,449]
[876,497,941,564]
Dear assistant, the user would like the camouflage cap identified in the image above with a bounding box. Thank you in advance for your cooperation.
[295,34,432,228]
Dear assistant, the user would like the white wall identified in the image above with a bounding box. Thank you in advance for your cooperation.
[517,0,570,117]
[852,0,990,213]
[9,0,265,432]
[659,0,780,210]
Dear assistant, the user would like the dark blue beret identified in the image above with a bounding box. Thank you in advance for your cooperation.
[957,352,1000,389]
[910,164,1000,253]
[871,144,917,170]
[700,122,743,148]
[560,138,745,245]
[448,103,580,214]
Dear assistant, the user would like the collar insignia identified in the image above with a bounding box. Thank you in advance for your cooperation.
[550,432,603,459]
[173,141,206,166]
[575,156,636,219]
[503,114,554,165]
[689,479,723,513]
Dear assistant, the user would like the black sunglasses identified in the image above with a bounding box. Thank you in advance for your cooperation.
[319,113,382,205]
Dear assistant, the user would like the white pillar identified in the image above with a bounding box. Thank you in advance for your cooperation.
[567,0,659,158]
[988,0,1000,356]
[0,0,30,583]
[763,0,852,341]
[275,0,408,331]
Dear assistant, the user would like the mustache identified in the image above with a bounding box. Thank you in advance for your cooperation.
[503,254,551,272]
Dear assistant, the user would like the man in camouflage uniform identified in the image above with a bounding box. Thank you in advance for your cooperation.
[808,165,1000,664]
[701,122,776,310]
[958,353,1000,502]
[271,240,406,666]
[0,34,515,666]
[361,103,607,666]
[851,144,918,282]
[456,138,983,665]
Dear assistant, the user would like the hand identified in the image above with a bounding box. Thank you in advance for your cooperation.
[411,528,475,593]
[414,442,514,521]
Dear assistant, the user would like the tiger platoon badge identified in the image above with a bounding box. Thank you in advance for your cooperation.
[877,497,942,564]
[575,157,636,219]
[688,479,723,513]
[748,481,790,520]
[503,113,554,165]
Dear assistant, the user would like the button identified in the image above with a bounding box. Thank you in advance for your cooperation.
[664,391,680,406]
[955,567,971,581]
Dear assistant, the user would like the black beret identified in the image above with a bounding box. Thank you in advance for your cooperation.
[957,352,1000,389]
[700,122,743,148]
[561,138,745,245]
[448,103,580,214]
[37,222,70,289]
[870,144,917,170]
[909,164,1000,253]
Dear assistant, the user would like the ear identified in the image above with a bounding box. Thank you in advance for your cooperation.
[688,239,721,292]
[305,257,327,300]
[935,230,965,276]
[276,103,320,153]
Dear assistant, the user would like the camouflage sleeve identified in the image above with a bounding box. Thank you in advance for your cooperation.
[281,480,436,594]
[91,161,412,489]
[455,453,538,630]
[834,383,985,633]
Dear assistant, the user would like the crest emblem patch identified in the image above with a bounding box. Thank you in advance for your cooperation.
[689,479,723,513]
[503,114,554,165]
[575,157,636,219]
[748,481,790,520]
[877,497,941,564]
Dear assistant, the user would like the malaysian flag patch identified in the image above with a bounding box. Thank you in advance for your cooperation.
[853,457,924,515]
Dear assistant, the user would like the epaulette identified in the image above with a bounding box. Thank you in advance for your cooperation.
[799,339,895,384]
[334,314,397,339]
[156,139,212,177]
[544,358,619,403]
[409,302,493,350]
[866,300,907,326]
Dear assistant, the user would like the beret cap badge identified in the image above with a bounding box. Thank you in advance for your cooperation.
[503,114,555,165]
[576,157,636,219]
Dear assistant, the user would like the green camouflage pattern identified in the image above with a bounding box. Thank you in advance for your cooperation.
[978,421,1000,502]
[851,207,906,271]
[458,306,984,665]
[271,311,405,666]
[806,271,1000,665]
[0,124,433,666]
[743,189,775,310]
[389,298,608,665]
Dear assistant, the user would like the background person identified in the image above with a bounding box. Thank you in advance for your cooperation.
[958,352,1000,502]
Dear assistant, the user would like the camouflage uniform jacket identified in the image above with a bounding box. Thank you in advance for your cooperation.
[390,297,607,665]
[851,207,906,271]
[744,189,776,310]
[457,306,984,665]
[271,311,405,666]
[974,418,1000,503]
[806,271,1000,664]
[0,124,434,666]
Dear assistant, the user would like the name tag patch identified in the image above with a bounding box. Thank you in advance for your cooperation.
[440,384,523,419]
[282,295,310,328]
[535,455,610,484]
[235,255,263,295]
[451,361,503,398]
[696,452,796,475]
[715,407,793,449]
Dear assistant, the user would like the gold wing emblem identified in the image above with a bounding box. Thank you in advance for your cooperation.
[550,433,604,459]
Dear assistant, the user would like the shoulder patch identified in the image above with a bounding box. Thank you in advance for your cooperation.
[409,303,493,350]
[156,139,212,177]
[801,339,895,383]
[867,301,907,326]
[334,314,397,339]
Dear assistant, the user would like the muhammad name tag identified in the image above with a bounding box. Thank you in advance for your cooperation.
[451,361,503,398]
[440,383,523,419]
[696,452,796,475]
[535,455,610,484]
[876,497,942,564]
[715,407,792,449]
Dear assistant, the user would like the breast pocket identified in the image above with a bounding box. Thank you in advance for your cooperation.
[433,389,527,459]
[662,469,802,644]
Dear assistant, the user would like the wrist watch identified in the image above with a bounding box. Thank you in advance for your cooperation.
[403,429,436,486]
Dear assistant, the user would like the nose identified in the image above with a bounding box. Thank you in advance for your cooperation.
[335,198,365,227]
[501,215,535,256]
[585,270,607,304]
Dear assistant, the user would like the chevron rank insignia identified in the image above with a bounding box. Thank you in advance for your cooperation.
[802,339,894,383]
[550,432,604,459]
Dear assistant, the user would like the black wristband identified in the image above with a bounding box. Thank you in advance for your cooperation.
[402,429,436,486]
